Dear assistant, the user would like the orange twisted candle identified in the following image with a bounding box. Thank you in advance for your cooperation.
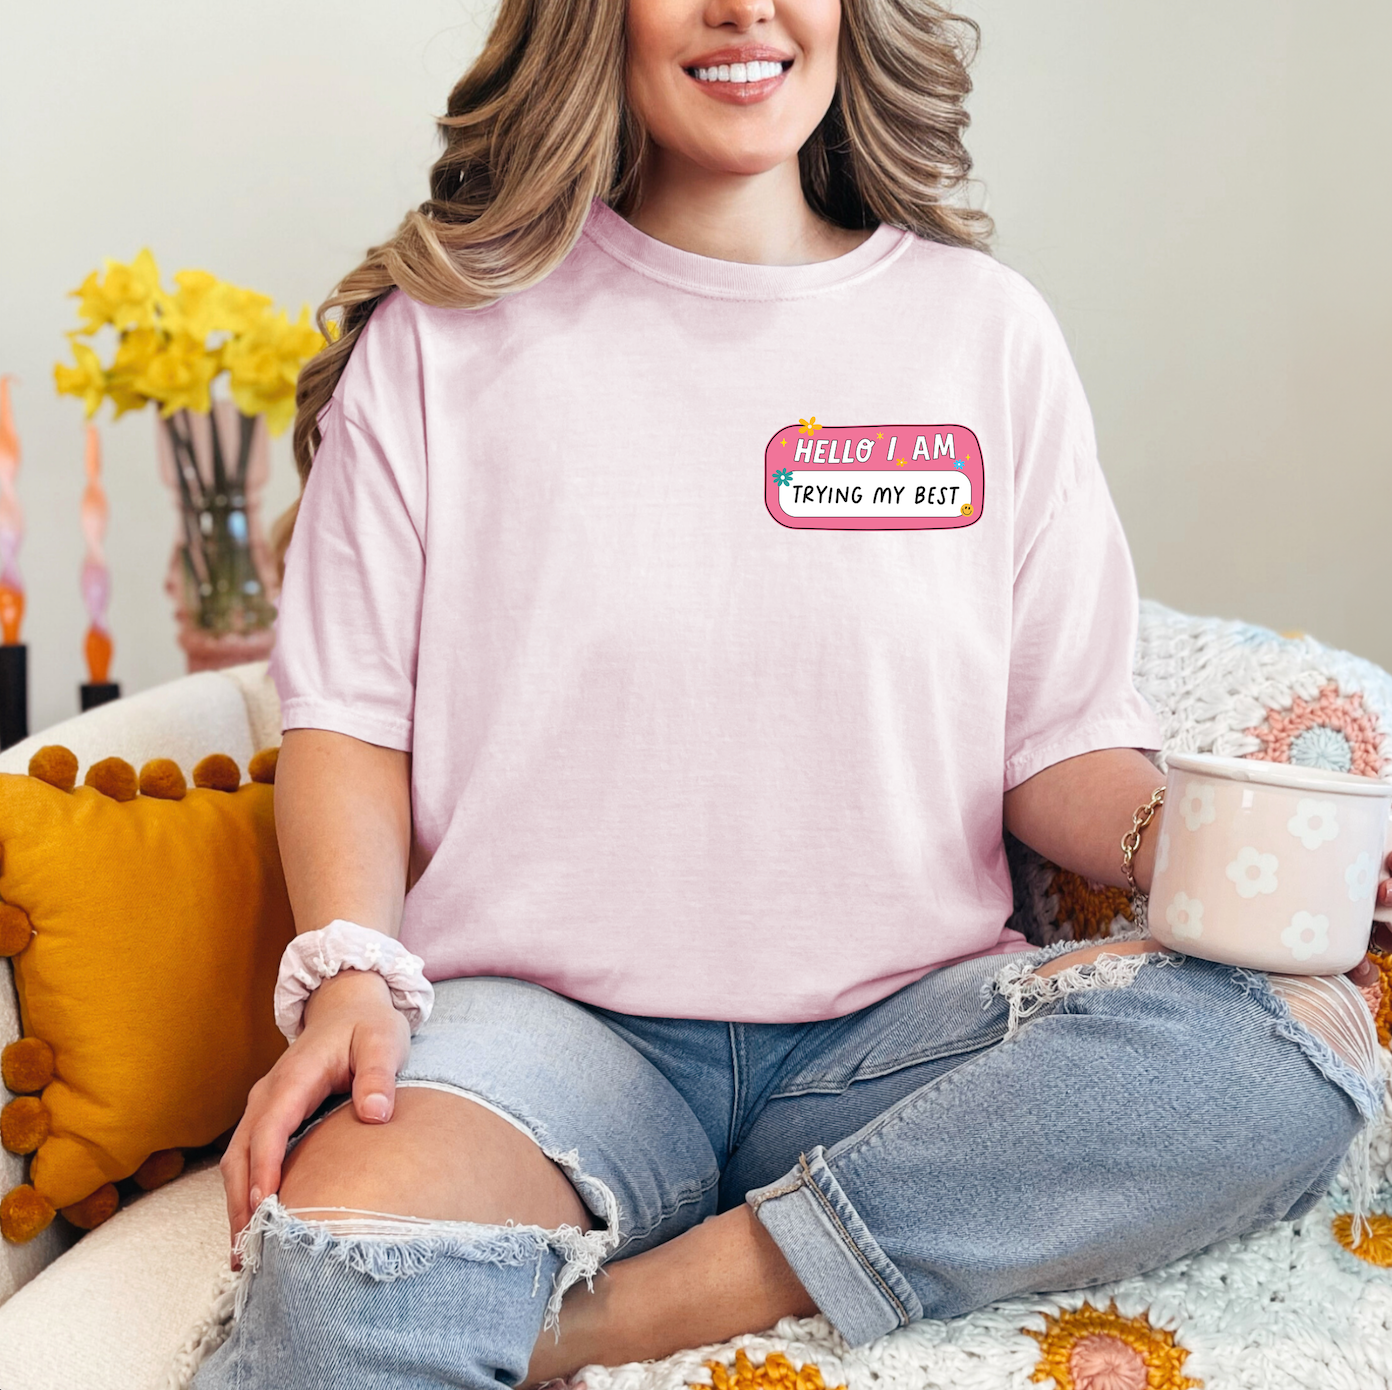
[80,426,113,685]
[0,377,24,646]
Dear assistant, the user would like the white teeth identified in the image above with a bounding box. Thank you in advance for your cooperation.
[692,60,785,83]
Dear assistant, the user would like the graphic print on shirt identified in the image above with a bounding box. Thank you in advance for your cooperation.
[766,421,984,531]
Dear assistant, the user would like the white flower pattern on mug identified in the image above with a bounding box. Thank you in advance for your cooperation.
[1286,798,1339,850]
[1225,846,1279,899]
[1178,782,1217,832]
[1345,851,1377,903]
[1281,910,1330,961]
[1155,829,1171,874]
[1165,891,1204,941]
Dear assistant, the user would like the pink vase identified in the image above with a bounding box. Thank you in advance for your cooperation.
[154,402,279,673]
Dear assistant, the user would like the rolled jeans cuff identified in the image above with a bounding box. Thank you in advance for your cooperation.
[746,1147,923,1346]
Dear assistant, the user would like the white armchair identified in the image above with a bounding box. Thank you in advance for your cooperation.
[0,662,281,1390]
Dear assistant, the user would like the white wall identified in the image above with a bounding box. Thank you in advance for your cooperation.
[2,1,1388,736]
[960,0,1391,673]
[1,1,488,734]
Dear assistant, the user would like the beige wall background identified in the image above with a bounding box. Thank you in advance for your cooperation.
[2,1,1388,736]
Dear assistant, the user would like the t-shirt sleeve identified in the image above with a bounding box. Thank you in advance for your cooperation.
[1001,298,1163,790]
[268,298,426,751]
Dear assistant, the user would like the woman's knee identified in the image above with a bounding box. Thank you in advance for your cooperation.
[278,1086,594,1231]
[196,1091,612,1388]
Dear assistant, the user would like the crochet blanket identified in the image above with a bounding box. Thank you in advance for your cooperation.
[576,603,1392,1390]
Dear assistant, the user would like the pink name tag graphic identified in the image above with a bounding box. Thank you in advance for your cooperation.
[765,423,984,531]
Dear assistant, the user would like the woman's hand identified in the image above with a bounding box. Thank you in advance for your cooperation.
[1372,852,1392,956]
[220,968,410,1256]
[222,729,415,1258]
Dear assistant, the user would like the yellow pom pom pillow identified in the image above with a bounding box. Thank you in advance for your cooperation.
[0,745,292,1242]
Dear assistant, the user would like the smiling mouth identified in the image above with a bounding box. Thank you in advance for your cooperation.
[684,59,793,85]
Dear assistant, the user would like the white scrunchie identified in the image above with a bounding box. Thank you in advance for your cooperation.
[274,920,435,1042]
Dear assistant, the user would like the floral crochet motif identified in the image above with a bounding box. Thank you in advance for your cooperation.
[1048,869,1135,940]
[1371,952,1392,1048]
[695,1350,843,1390]
[1246,683,1388,777]
[1026,1302,1201,1390]
[1332,1212,1392,1267]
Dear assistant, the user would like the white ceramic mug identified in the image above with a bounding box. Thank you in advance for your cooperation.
[1147,753,1392,974]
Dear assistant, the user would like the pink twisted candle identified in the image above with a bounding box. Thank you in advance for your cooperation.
[80,425,113,684]
[0,376,24,645]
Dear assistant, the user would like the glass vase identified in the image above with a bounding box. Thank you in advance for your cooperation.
[154,401,279,673]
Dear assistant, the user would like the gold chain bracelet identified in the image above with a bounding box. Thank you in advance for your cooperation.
[1121,786,1167,894]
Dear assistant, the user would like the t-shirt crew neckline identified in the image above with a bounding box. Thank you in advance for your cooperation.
[581,196,913,302]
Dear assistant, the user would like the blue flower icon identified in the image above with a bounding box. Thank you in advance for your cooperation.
[772,468,794,487]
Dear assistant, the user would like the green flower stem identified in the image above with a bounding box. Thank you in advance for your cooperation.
[235,411,255,491]
[160,408,276,636]
[161,414,206,579]
[206,405,231,498]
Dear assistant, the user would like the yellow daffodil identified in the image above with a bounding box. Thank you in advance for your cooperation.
[225,306,325,434]
[111,327,161,375]
[70,249,163,333]
[285,304,328,359]
[53,341,108,417]
[105,380,150,418]
[105,329,163,418]
[216,284,276,337]
[132,333,220,417]
[56,256,324,427]
[159,269,221,342]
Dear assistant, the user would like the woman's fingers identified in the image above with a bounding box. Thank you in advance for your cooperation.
[350,1014,410,1124]
[245,1063,334,1221]
[218,1051,337,1249]
[218,982,409,1259]
[220,1121,253,1262]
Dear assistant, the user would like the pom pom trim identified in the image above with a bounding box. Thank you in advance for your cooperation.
[0,1185,56,1244]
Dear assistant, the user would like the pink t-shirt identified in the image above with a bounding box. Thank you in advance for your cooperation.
[271,198,1163,1022]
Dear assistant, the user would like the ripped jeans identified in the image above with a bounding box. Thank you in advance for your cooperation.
[193,944,1382,1390]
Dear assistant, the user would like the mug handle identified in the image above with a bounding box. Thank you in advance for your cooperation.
[1374,807,1392,925]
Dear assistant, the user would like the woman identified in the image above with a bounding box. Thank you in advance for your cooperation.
[199,1,1388,1386]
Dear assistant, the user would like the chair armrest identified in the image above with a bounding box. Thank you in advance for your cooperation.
[0,1163,228,1390]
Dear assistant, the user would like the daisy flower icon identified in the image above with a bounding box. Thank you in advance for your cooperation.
[772,468,794,487]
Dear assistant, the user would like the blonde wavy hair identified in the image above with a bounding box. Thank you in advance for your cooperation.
[280,0,991,556]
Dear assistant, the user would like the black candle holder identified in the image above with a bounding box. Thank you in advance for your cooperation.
[0,643,27,750]
[81,682,121,712]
